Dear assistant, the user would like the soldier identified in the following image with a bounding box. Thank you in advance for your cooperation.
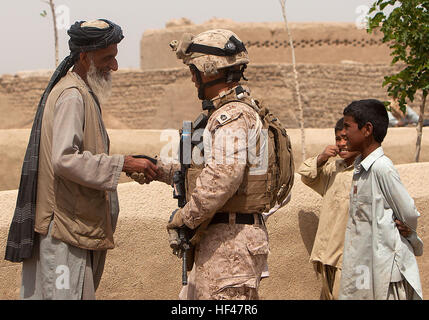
[133,29,294,300]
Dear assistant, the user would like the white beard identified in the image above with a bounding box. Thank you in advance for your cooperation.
[86,61,113,105]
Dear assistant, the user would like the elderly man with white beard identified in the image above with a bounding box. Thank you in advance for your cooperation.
[4,19,159,300]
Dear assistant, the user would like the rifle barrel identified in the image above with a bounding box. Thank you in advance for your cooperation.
[182,248,188,285]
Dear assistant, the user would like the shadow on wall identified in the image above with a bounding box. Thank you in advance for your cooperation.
[298,211,319,256]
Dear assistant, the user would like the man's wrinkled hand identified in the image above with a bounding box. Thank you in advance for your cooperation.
[123,156,160,183]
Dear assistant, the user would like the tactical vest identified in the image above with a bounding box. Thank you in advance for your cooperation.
[185,86,294,214]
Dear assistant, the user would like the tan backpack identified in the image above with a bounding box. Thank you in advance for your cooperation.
[256,103,295,205]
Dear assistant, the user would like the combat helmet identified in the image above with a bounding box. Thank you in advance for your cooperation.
[170,29,249,100]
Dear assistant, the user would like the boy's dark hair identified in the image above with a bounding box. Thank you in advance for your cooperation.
[343,99,388,143]
[334,117,344,132]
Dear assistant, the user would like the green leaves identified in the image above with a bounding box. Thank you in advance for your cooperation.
[40,10,47,17]
[368,1,428,161]
[367,0,429,103]
[368,11,385,29]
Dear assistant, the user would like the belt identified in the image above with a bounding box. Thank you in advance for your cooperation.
[209,212,264,226]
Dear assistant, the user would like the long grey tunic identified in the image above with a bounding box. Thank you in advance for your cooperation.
[339,147,423,300]
[21,86,124,300]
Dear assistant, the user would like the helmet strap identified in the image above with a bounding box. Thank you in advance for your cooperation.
[197,65,248,101]
[226,65,248,83]
[198,77,226,100]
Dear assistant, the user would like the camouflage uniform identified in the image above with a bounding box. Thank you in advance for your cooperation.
[130,29,293,299]
[155,29,288,300]
[159,90,269,299]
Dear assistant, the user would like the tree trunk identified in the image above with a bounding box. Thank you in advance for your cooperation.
[48,0,59,67]
[279,0,306,161]
[414,91,427,162]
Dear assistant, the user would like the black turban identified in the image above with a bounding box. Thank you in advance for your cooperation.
[4,19,124,262]
[68,19,124,56]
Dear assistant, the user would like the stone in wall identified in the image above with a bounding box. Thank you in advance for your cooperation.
[1,64,425,131]
[141,20,392,70]
[0,71,52,129]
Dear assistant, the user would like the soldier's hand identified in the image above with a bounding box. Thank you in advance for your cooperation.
[123,156,160,182]
[167,209,185,229]
[317,145,339,167]
[167,227,182,256]
[395,219,412,238]
[128,172,150,184]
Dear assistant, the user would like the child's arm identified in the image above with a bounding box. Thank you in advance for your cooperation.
[298,156,331,197]
[377,165,423,256]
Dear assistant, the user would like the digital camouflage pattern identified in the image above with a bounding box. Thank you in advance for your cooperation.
[182,100,262,229]
[170,29,249,76]
[192,221,268,300]
[157,97,269,299]
[160,28,273,300]
[185,99,268,299]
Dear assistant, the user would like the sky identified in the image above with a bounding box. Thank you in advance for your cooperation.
[0,0,376,75]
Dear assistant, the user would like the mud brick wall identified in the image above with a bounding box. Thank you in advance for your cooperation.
[1,63,424,131]
[141,21,392,70]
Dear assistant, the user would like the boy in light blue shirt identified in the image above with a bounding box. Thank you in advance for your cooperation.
[339,99,423,300]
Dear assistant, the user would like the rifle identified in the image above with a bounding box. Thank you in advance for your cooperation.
[171,121,192,285]
[171,115,208,285]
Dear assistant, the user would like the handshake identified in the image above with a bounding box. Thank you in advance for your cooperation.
[122,155,160,184]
